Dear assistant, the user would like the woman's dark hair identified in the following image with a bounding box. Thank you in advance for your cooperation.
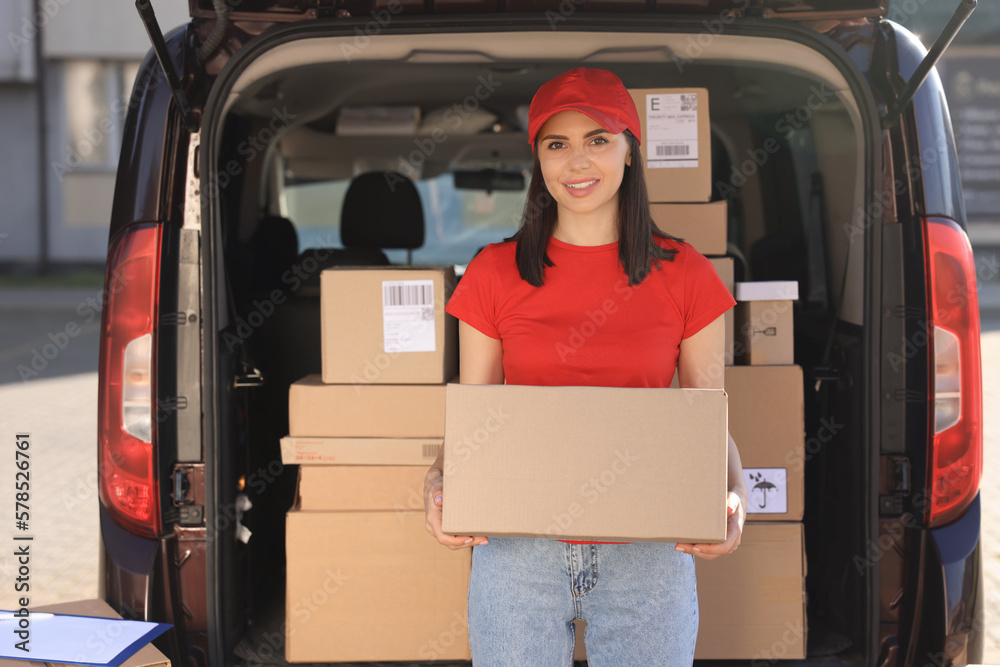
[505,131,681,287]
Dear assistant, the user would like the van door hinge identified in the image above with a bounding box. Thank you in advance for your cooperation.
[880,456,911,515]
[172,464,205,525]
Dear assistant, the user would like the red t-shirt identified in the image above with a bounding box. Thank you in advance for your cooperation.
[444,234,736,543]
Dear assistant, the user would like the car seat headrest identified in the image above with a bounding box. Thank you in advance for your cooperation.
[341,171,425,250]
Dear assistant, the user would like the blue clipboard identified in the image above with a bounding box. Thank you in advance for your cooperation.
[0,610,171,666]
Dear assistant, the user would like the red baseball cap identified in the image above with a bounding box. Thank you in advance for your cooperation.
[528,68,641,152]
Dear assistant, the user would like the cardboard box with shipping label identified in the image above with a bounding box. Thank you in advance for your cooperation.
[295,465,428,512]
[285,510,471,663]
[734,280,798,365]
[726,365,804,521]
[280,436,442,465]
[628,88,711,202]
[321,266,458,384]
[442,383,728,542]
[289,375,449,437]
[651,201,727,255]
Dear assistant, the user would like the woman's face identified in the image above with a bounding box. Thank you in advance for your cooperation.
[536,110,632,222]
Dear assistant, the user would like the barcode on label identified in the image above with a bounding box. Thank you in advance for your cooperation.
[423,444,441,459]
[655,144,690,156]
[383,282,433,307]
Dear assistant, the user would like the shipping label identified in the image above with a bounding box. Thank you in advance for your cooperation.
[382,279,436,353]
[645,93,699,169]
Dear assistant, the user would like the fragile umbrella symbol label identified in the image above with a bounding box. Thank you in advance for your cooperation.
[743,468,788,514]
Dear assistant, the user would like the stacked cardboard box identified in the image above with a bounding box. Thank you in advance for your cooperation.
[632,88,807,657]
[283,266,469,663]
[631,87,734,366]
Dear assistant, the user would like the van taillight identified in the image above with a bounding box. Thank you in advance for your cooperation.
[924,217,983,528]
[98,223,162,538]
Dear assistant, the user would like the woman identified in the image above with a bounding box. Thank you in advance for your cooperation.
[423,67,747,665]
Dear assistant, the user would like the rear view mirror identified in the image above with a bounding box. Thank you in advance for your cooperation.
[453,170,525,192]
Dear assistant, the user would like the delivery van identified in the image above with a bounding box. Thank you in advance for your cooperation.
[98,0,985,663]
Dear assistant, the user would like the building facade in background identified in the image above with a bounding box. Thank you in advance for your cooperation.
[0,0,187,268]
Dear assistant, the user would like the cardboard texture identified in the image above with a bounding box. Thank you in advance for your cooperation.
[651,201,727,255]
[280,436,442,465]
[726,365,805,521]
[734,281,798,366]
[0,599,170,667]
[288,375,448,437]
[628,88,711,202]
[708,256,735,366]
[442,383,728,542]
[695,523,807,658]
[321,266,458,384]
[285,510,471,663]
[571,523,806,660]
[295,465,428,511]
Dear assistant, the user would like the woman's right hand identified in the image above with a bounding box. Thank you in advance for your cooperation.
[424,464,488,549]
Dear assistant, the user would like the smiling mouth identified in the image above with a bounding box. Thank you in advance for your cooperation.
[565,179,598,190]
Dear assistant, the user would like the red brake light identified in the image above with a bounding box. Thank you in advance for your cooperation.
[924,217,983,528]
[98,223,162,538]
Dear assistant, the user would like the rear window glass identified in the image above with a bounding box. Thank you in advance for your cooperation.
[282,173,527,267]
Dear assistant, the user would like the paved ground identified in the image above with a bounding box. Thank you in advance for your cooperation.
[0,286,997,661]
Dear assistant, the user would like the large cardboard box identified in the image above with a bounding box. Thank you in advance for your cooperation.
[628,88,711,202]
[651,201,727,255]
[296,465,427,512]
[734,280,798,366]
[442,383,728,542]
[285,510,471,662]
[726,365,804,521]
[695,523,807,658]
[0,599,170,667]
[280,436,441,465]
[572,523,806,660]
[708,256,735,366]
[289,375,449,437]
[321,266,458,384]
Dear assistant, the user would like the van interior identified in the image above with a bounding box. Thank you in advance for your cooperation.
[209,29,874,663]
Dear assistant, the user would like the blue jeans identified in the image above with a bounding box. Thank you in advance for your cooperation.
[468,536,698,666]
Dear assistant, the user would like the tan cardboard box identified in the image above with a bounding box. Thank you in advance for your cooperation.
[695,522,807,658]
[442,383,728,543]
[651,200,727,255]
[734,280,798,365]
[628,88,711,202]
[708,256,735,366]
[573,523,806,660]
[726,365,805,521]
[280,436,442,465]
[295,465,427,512]
[0,599,170,667]
[321,266,458,384]
[289,375,449,437]
[285,510,471,662]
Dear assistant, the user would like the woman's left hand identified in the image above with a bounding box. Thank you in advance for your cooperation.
[674,492,744,560]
